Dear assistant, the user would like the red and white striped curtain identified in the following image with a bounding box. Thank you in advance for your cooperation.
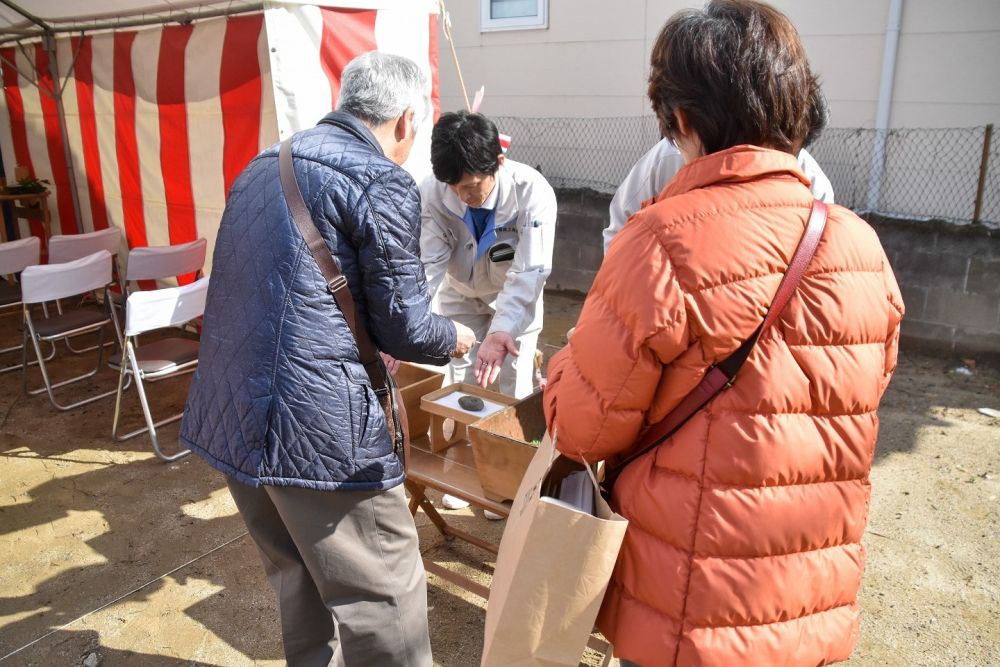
[0,2,440,271]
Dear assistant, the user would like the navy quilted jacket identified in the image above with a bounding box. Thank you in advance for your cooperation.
[179,112,456,491]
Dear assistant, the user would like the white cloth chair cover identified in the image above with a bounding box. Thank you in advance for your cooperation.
[124,276,209,336]
[21,250,113,304]
[0,236,40,274]
[48,227,122,264]
[126,238,207,281]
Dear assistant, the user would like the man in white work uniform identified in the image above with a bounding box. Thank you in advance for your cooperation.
[420,111,556,399]
[420,111,556,516]
[604,138,834,254]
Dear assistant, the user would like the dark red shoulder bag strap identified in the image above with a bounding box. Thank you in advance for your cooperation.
[603,200,829,490]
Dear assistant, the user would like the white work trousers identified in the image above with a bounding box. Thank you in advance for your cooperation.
[436,286,540,399]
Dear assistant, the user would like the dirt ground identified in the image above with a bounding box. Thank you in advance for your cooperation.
[0,291,997,666]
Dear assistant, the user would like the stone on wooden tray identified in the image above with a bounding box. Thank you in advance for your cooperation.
[458,395,485,412]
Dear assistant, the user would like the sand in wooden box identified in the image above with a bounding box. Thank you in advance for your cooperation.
[395,363,445,441]
[468,390,545,502]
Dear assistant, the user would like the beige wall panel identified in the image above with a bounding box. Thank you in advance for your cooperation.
[642,0,890,41]
[890,102,1000,129]
[902,0,1000,32]
[822,101,880,129]
[438,0,1000,128]
[451,0,647,47]
[442,40,647,116]
[802,34,886,126]
[768,0,891,37]
[892,33,1000,125]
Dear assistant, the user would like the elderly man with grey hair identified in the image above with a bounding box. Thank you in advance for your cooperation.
[180,51,474,666]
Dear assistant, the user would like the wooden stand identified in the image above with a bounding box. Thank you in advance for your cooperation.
[405,434,614,662]
[420,383,516,452]
[0,190,52,244]
[396,362,445,442]
[405,435,510,599]
[468,391,545,502]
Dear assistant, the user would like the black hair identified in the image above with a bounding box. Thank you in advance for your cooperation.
[430,111,502,185]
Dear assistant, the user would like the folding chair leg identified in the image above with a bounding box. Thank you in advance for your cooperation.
[61,293,123,355]
[0,338,55,375]
[111,344,189,462]
[64,334,116,354]
[23,319,119,411]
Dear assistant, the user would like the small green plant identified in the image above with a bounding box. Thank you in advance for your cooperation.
[4,176,50,194]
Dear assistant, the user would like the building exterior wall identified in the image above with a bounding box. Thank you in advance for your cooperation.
[439,0,1000,128]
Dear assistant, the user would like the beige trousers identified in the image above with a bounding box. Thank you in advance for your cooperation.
[226,479,432,667]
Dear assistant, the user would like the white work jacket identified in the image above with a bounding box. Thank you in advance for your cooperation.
[604,139,835,254]
[419,159,557,337]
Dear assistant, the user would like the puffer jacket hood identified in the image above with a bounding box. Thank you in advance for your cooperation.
[545,145,904,665]
[180,111,456,491]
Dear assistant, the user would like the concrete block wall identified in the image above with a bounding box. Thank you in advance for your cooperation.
[869,215,1000,361]
[547,188,1000,362]
[547,189,610,294]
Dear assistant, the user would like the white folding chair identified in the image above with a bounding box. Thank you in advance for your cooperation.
[48,227,126,353]
[124,238,207,290]
[21,250,123,411]
[122,238,207,335]
[48,226,125,287]
[0,237,39,308]
[0,237,52,374]
[111,276,208,461]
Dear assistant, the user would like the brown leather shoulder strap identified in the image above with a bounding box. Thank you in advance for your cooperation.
[278,138,388,393]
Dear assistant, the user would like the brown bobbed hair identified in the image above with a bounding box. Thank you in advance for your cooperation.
[648,0,827,155]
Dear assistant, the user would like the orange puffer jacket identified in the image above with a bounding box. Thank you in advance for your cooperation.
[544,146,904,666]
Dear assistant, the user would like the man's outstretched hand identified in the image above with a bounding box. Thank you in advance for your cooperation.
[473,331,518,388]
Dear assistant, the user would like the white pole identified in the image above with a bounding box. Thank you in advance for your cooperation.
[866,0,904,212]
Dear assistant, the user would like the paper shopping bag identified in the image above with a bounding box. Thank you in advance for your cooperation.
[481,433,628,667]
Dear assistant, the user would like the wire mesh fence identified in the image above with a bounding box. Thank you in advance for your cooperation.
[493,117,998,228]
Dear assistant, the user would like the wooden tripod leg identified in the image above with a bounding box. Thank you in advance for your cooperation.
[405,479,449,536]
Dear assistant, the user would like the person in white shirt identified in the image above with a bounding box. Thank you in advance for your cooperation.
[604,138,833,254]
[420,111,556,517]
[420,111,557,399]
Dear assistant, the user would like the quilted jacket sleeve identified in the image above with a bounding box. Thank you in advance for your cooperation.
[356,169,456,365]
[544,216,689,463]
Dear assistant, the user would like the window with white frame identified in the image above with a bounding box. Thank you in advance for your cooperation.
[480,0,548,32]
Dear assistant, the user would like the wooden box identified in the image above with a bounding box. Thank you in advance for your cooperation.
[468,390,545,502]
[396,363,445,441]
[421,383,516,452]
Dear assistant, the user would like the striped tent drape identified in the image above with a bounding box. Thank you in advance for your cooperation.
[0,2,440,272]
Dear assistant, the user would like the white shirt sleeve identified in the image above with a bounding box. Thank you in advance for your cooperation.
[489,174,558,337]
[605,139,686,255]
[796,147,835,204]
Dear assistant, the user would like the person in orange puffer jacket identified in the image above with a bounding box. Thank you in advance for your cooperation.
[543,1,905,665]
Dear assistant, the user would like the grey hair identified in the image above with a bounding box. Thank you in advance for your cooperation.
[337,51,428,126]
